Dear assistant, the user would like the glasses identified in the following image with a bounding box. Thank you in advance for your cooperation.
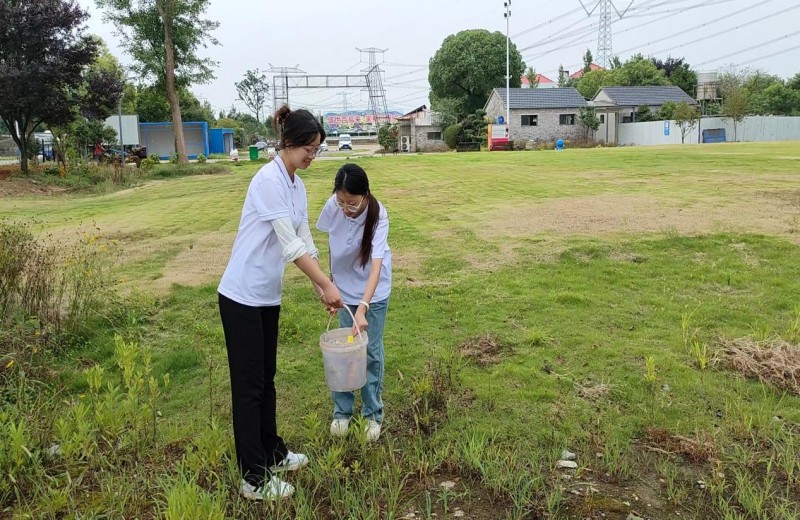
[300,146,321,158]
[334,195,365,212]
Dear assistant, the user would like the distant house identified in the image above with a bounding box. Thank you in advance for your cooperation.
[521,73,557,89]
[569,63,604,80]
[395,105,445,152]
[592,85,698,144]
[484,88,589,142]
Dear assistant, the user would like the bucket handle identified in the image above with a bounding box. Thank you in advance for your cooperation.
[326,304,367,344]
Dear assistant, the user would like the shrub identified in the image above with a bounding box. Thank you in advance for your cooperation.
[168,153,178,164]
[149,154,161,164]
[443,124,464,150]
[196,154,207,164]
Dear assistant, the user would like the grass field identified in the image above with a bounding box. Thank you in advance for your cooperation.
[2,142,800,519]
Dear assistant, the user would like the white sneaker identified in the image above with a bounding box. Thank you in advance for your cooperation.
[240,476,294,500]
[269,450,309,473]
[330,418,350,437]
[365,419,382,442]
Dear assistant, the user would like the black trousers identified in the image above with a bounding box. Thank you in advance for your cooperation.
[218,293,288,486]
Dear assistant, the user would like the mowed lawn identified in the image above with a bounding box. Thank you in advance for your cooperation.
[3,141,800,518]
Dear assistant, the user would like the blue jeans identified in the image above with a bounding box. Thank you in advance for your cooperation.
[332,298,389,424]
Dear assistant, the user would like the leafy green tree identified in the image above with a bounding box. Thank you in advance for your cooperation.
[635,105,656,122]
[651,57,697,97]
[673,102,700,144]
[764,83,800,115]
[429,29,525,120]
[579,106,600,141]
[658,101,678,121]
[0,0,99,172]
[236,69,270,124]
[378,123,398,153]
[98,0,219,164]
[443,124,464,150]
[576,69,608,99]
[718,69,751,141]
[583,49,594,73]
[525,67,539,88]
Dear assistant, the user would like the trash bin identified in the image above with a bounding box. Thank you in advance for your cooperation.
[248,145,258,161]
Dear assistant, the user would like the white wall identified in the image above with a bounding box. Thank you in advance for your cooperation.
[104,115,141,146]
[614,116,800,146]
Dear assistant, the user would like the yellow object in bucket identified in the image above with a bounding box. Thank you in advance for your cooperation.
[320,306,368,392]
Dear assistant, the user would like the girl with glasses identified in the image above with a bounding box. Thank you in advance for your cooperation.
[218,105,343,501]
[316,163,392,443]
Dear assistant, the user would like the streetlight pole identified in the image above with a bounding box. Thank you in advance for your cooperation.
[504,0,511,141]
[117,95,125,164]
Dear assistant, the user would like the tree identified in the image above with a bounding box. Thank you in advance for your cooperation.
[98,0,219,164]
[81,43,126,121]
[525,67,539,88]
[658,101,678,121]
[583,49,594,73]
[721,87,750,141]
[576,54,668,99]
[579,106,600,142]
[651,56,697,97]
[718,69,751,141]
[443,124,464,150]
[576,69,608,99]
[0,0,99,173]
[673,102,700,144]
[377,123,398,153]
[764,83,800,115]
[429,30,525,121]
[606,54,669,87]
[236,69,270,124]
[125,84,214,124]
[461,109,488,144]
[558,65,568,87]
[635,105,656,122]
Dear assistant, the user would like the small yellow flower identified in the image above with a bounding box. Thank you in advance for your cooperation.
[79,394,85,399]
[5,360,13,369]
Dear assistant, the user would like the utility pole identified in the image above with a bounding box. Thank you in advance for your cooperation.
[504,0,511,140]
[339,92,349,113]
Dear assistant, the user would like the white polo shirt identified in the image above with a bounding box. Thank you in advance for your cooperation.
[218,157,308,306]
[316,195,392,305]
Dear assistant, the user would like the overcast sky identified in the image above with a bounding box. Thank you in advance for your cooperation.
[77,0,800,117]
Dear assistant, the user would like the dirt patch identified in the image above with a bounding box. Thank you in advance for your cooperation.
[576,380,612,401]
[153,231,234,291]
[643,427,718,463]
[458,334,510,367]
[713,336,800,395]
[481,193,800,241]
[0,175,69,196]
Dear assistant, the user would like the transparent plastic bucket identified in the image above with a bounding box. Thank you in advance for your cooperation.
[319,305,368,392]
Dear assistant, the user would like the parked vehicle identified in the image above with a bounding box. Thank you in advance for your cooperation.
[338,134,352,151]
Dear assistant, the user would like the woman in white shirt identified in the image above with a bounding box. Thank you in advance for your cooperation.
[218,106,342,501]
[316,163,392,443]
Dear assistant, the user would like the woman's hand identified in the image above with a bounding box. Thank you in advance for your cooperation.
[352,307,368,336]
[320,281,343,309]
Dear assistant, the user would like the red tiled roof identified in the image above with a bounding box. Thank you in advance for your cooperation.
[570,63,604,79]
[520,74,555,86]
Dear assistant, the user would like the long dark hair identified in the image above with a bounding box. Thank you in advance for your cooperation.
[334,164,379,268]
[273,105,326,149]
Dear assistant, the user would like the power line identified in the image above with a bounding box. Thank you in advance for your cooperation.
[732,43,800,67]
[512,5,586,38]
[615,0,785,56]
[524,0,750,65]
[695,29,800,67]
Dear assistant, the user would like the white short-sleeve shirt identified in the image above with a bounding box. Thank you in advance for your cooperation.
[218,157,308,306]
[316,195,392,305]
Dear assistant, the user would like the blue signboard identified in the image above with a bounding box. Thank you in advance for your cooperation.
[664,121,670,136]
